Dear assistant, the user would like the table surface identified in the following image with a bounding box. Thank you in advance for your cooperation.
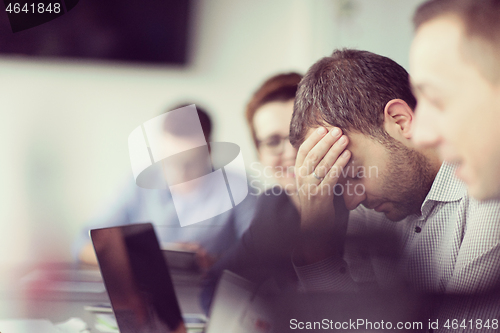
[0,262,204,332]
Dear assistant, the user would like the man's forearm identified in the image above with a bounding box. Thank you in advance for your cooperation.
[293,234,343,266]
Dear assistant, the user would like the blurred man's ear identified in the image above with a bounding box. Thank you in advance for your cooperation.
[383,99,414,140]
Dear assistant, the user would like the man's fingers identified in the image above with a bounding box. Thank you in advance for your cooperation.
[313,135,349,178]
[322,149,351,186]
[296,127,328,168]
[303,128,343,174]
[296,127,344,177]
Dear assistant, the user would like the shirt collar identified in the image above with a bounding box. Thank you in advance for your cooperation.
[423,162,467,206]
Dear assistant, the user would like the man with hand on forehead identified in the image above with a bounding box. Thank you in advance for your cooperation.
[409,0,500,201]
[289,49,500,323]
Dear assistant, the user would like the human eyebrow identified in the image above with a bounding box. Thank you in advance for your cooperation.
[420,87,446,111]
[260,134,285,143]
[409,74,434,95]
[411,77,442,97]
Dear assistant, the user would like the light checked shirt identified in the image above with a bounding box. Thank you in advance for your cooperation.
[294,163,500,332]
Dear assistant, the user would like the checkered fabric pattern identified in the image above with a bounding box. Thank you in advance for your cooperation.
[294,163,500,332]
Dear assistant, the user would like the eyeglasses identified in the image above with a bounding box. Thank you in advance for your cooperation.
[257,135,290,156]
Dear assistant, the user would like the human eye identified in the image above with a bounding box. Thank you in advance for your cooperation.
[424,94,444,110]
[264,136,282,148]
[415,85,445,111]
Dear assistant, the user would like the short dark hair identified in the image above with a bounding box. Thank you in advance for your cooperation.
[290,49,416,148]
[246,72,302,147]
[414,0,500,83]
[164,104,212,141]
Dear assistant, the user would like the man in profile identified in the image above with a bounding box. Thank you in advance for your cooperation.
[288,49,500,327]
[409,0,500,200]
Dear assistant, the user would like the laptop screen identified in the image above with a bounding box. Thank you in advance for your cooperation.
[91,223,185,333]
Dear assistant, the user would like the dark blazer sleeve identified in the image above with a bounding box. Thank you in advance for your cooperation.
[200,189,300,314]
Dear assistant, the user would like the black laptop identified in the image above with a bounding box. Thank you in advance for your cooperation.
[91,223,187,333]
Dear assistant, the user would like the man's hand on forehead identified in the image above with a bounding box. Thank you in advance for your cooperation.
[297,126,350,181]
[293,125,351,264]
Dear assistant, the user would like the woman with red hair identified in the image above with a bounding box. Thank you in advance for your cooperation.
[201,72,303,313]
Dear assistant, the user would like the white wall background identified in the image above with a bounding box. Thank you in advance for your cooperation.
[0,0,425,265]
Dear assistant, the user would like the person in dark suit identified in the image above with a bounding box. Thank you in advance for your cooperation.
[200,73,302,313]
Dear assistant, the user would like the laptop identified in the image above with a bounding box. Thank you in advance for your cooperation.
[204,270,256,333]
[91,223,197,333]
[91,223,269,333]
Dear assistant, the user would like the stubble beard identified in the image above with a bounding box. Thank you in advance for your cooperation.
[380,139,436,221]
